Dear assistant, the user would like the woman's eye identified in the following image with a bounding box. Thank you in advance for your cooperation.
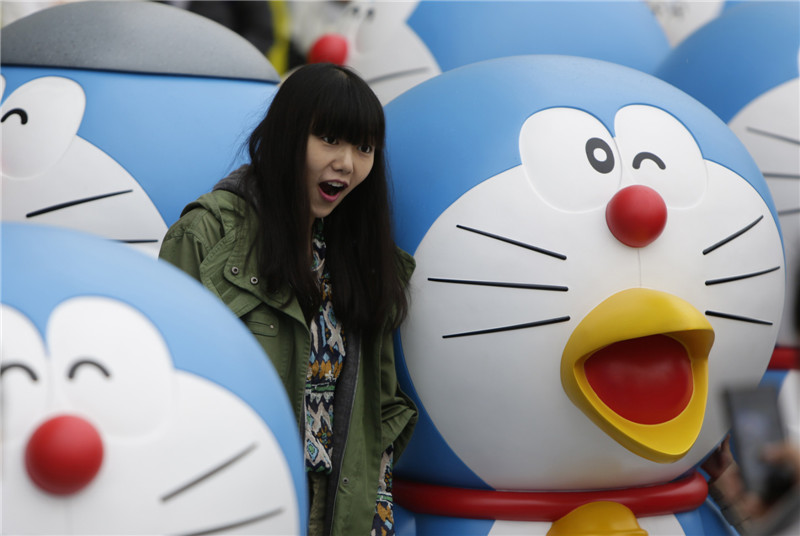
[359,144,373,154]
[321,135,337,144]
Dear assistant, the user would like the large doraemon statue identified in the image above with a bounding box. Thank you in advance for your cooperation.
[307,0,670,103]
[0,1,279,257]
[656,0,799,442]
[386,55,784,535]
[1,222,306,535]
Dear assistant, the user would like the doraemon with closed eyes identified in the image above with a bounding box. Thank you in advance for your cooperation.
[1,222,307,535]
[308,0,670,103]
[657,0,800,444]
[0,1,278,257]
[385,55,785,535]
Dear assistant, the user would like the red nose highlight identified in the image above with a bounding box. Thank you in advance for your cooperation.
[25,415,104,495]
[308,34,348,65]
[606,185,667,248]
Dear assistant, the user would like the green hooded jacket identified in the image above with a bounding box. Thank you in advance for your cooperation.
[159,177,418,536]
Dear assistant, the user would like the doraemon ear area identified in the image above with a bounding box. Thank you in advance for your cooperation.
[561,289,714,463]
[1,76,86,180]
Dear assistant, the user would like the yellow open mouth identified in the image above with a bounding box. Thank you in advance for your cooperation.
[561,289,714,463]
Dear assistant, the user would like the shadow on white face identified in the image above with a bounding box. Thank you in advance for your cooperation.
[1,298,299,535]
[1,76,167,257]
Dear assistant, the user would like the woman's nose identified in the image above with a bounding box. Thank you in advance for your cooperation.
[333,146,354,173]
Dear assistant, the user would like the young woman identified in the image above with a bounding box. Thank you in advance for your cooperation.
[159,63,418,536]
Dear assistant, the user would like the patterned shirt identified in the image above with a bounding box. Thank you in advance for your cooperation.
[304,220,395,535]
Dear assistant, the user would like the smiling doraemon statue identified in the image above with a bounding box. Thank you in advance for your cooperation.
[307,0,670,104]
[0,1,279,257]
[385,55,785,535]
[656,1,800,444]
[1,222,307,535]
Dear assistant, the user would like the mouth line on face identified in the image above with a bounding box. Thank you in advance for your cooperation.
[26,189,134,218]
[180,508,285,536]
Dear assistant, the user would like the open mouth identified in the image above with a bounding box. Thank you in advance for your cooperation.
[561,289,714,463]
[319,181,346,200]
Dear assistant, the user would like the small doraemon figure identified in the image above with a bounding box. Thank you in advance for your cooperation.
[307,0,670,103]
[0,1,279,257]
[1,222,307,535]
[656,0,799,443]
[385,55,785,535]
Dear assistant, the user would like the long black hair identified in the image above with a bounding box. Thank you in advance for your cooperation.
[245,63,408,335]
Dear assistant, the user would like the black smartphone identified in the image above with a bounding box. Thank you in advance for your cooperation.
[724,384,795,506]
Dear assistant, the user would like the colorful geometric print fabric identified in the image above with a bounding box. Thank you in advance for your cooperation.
[305,221,344,474]
[305,220,396,534]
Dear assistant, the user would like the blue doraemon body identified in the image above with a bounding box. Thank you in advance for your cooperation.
[0,1,278,257]
[385,55,784,535]
[657,1,800,447]
[308,0,670,103]
[1,222,307,535]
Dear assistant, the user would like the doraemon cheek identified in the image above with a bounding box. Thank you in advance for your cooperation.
[519,108,622,212]
[0,305,50,442]
[1,76,85,180]
[47,297,175,438]
[613,105,707,208]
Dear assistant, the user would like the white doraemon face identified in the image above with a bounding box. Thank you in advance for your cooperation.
[727,75,800,350]
[1,297,299,535]
[400,104,784,491]
[0,76,167,257]
[312,0,439,104]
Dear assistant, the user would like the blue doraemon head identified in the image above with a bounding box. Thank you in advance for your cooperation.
[657,1,800,351]
[0,1,278,257]
[386,55,784,497]
[308,0,670,103]
[1,222,306,535]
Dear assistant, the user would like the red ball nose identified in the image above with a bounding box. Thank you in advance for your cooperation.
[25,415,104,495]
[308,33,349,65]
[605,185,667,248]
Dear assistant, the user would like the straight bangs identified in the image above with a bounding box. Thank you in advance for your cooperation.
[309,72,384,150]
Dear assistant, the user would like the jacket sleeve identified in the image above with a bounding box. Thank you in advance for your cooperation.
[379,328,418,461]
[380,248,419,459]
[158,207,222,283]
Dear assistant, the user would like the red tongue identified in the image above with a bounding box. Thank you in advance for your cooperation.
[584,335,693,425]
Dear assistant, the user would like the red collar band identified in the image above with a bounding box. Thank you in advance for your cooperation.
[394,471,708,522]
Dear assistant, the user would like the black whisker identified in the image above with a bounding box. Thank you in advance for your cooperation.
[117,239,160,244]
[443,316,570,339]
[180,509,284,536]
[763,172,800,180]
[26,190,134,218]
[747,127,800,146]
[778,207,800,216]
[367,67,431,85]
[705,310,773,326]
[161,444,257,502]
[705,266,781,286]
[457,225,567,260]
[703,216,763,255]
[429,277,567,292]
